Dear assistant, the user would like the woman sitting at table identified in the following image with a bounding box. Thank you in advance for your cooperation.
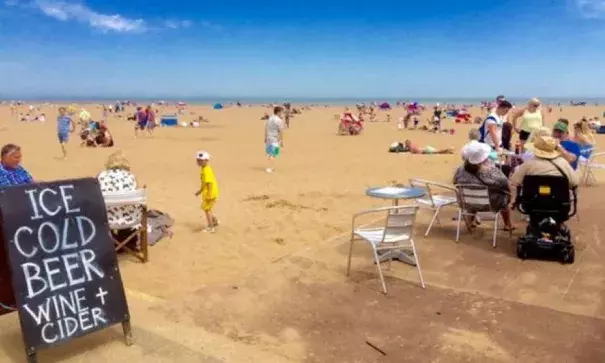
[454,142,514,231]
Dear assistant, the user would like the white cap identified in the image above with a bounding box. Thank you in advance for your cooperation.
[461,141,491,165]
[196,151,211,160]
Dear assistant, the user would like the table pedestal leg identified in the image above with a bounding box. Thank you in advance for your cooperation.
[377,250,416,266]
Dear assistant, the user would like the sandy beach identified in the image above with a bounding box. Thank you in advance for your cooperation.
[0,102,605,362]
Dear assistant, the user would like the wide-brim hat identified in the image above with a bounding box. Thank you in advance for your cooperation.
[527,135,560,159]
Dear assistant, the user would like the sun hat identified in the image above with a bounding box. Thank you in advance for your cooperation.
[528,135,560,159]
[553,121,568,133]
[462,141,492,165]
[196,151,211,160]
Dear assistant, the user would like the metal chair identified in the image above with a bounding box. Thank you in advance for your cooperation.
[454,184,511,248]
[347,205,424,294]
[579,149,605,186]
[409,179,458,236]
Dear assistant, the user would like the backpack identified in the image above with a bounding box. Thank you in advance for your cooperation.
[478,115,498,143]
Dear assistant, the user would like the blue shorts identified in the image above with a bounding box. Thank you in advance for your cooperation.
[58,132,69,143]
[265,143,280,157]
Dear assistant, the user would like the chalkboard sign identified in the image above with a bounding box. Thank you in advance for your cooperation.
[0,178,131,360]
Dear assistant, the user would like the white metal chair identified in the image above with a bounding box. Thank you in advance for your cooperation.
[103,189,149,263]
[454,184,511,248]
[346,205,424,294]
[579,150,605,186]
[409,178,458,236]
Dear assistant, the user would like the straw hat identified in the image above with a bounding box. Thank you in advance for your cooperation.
[528,135,560,159]
[105,151,130,170]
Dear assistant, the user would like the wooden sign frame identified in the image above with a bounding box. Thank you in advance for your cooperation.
[0,178,133,362]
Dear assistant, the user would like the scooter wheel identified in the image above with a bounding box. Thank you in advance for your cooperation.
[517,243,527,260]
[562,247,575,264]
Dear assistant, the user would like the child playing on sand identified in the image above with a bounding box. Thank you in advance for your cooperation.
[194,151,220,233]
[265,106,285,173]
[57,107,75,159]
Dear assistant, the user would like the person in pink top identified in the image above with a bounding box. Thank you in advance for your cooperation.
[145,105,156,136]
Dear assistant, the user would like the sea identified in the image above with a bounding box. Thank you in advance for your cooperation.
[2,96,605,106]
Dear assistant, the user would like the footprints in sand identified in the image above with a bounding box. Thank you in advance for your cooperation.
[242,194,270,202]
[439,328,511,361]
[243,194,328,212]
[242,194,330,246]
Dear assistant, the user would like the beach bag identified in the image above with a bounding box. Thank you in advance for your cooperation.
[478,115,498,143]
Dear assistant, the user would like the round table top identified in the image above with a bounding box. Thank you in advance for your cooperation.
[365,186,427,200]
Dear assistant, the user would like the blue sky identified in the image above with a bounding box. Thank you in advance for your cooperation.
[1,0,604,99]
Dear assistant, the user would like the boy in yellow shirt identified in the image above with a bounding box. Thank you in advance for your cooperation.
[194,151,219,232]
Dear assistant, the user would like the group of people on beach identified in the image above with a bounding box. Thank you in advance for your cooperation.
[454,95,595,231]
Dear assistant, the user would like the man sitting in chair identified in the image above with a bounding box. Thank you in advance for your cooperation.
[510,134,580,203]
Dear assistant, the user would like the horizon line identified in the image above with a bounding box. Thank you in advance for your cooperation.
[3,95,605,102]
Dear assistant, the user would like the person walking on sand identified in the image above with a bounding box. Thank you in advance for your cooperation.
[284,102,292,128]
[57,107,75,159]
[509,97,544,148]
[265,106,285,173]
[194,151,220,233]
[134,106,148,138]
[145,105,156,136]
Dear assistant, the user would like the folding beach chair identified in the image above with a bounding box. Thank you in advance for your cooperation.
[346,205,424,294]
[103,189,149,263]
[455,184,511,248]
[579,149,605,186]
[408,179,458,236]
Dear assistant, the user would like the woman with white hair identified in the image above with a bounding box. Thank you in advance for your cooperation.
[454,142,514,231]
[98,151,140,227]
[510,98,545,148]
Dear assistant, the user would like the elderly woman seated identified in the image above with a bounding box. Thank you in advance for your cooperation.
[454,142,514,230]
[98,151,142,250]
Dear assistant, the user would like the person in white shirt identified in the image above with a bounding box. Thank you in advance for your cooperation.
[482,100,513,154]
[264,106,285,173]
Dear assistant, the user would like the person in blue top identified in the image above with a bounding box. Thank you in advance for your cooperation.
[552,119,582,170]
[0,144,33,188]
[57,106,75,159]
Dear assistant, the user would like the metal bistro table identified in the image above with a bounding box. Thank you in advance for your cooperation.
[365,186,427,266]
